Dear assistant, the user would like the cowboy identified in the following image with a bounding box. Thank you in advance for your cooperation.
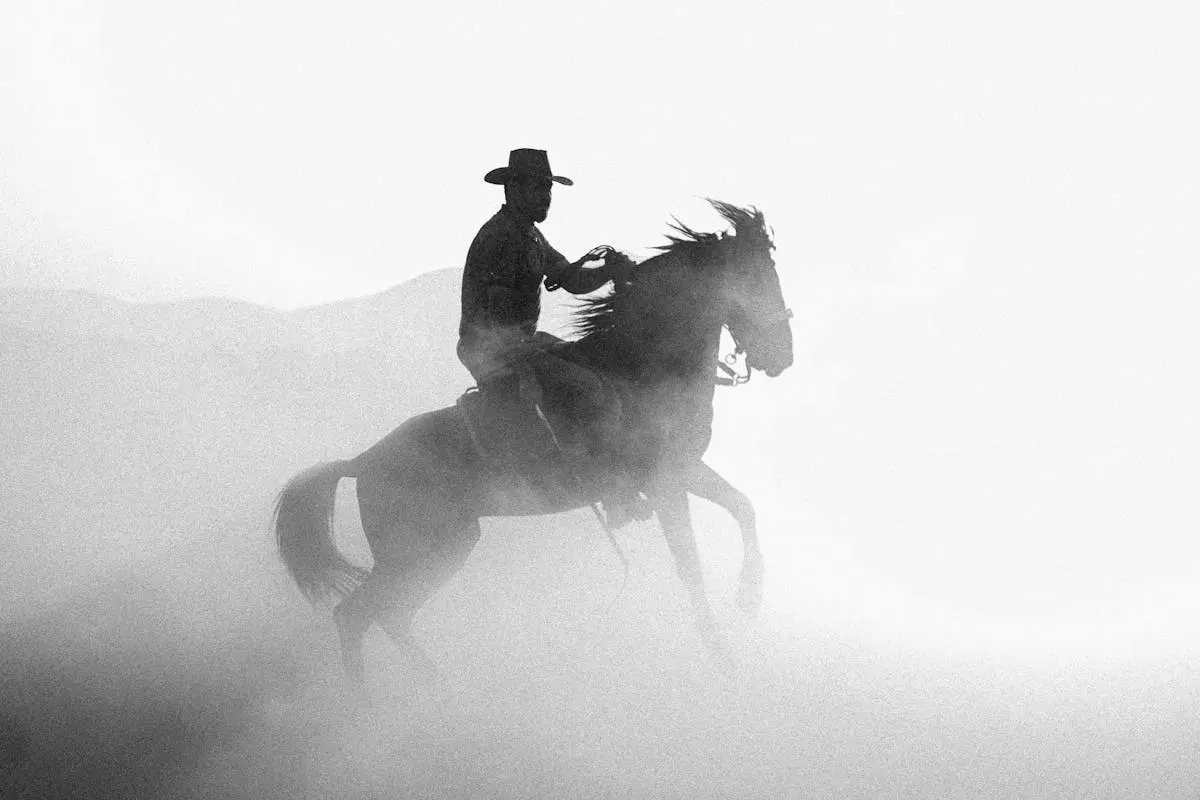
[458,148,644,523]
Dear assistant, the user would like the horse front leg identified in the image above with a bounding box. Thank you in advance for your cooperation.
[654,483,736,673]
[686,461,763,615]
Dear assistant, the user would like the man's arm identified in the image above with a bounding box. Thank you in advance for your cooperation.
[544,246,616,295]
[555,262,612,295]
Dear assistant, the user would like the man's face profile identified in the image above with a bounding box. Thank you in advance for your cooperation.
[507,177,553,223]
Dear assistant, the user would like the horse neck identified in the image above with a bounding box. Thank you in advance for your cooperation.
[614,253,727,385]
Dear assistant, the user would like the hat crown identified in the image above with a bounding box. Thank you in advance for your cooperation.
[484,148,573,186]
[508,148,553,177]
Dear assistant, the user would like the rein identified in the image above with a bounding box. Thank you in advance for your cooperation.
[716,348,751,387]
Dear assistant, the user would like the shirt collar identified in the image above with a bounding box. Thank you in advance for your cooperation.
[499,204,536,232]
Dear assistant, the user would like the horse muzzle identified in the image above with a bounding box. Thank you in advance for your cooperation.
[748,349,792,378]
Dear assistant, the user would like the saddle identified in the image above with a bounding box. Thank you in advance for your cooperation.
[456,371,649,511]
[456,385,564,488]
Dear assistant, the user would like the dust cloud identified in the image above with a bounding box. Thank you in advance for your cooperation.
[2,270,1198,798]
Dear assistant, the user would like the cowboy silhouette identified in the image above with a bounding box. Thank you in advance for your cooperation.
[457,148,646,524]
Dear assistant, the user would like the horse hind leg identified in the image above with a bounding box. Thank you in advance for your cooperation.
[341,494,482,694]
[332,563,454,698]
[371,542,479,694]
[331,571,395,696]
[375,600,449,692]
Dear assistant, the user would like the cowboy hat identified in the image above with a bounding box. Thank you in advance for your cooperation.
[484,148,574,186]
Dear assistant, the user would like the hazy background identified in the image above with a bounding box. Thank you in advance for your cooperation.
[3,1,1200,797]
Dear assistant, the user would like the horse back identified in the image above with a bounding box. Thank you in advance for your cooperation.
[352,401,590,519]
[354,405,478,478]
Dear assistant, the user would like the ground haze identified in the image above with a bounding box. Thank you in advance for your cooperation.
[2,272,1197,798]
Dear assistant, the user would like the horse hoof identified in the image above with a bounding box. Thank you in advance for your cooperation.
[737,557,764,615]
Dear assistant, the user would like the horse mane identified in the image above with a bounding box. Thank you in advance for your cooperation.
[570,199,773,344]
[656,199,773,262]
[571,282,622,342]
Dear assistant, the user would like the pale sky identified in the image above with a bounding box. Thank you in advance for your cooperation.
[3,1,1195,307]
[3,0,1200,658]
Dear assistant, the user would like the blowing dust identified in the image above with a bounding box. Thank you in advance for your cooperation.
[3,272,1199,798]
[3,487,1199,798]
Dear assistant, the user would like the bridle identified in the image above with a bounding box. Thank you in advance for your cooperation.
[716,349,751,386]
[718,306,793,387]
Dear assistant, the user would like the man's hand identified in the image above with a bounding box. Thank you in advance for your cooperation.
[551,245,620,295]
[578,245,635,282]
[603,248,636,282]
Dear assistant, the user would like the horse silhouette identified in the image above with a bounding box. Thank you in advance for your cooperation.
[274,200,794,690]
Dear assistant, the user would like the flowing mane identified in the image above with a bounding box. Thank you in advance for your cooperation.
[570,199,774,344]
[569,275,624,343]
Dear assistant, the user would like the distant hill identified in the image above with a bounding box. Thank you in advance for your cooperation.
[0,266,610,613]
[0,268,464,356]
[0,268,485,614]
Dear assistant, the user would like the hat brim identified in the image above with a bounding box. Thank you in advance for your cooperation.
[484,168,573,186]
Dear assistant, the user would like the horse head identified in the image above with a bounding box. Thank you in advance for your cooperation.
[572,201,794,382]
[708,201,794,378]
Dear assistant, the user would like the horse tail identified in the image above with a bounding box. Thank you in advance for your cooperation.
[274,460,368,604]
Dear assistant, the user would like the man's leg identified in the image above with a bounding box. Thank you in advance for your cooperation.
[530,353,648,523]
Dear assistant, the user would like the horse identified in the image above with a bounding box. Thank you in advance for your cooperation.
[274,200,794,689]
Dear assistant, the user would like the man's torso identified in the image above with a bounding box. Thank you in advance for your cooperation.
[458,206,569,379]
[459,207,564,337]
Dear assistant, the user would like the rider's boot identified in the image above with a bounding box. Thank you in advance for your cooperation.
[592,409,651,528]
[590,455,651,529]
